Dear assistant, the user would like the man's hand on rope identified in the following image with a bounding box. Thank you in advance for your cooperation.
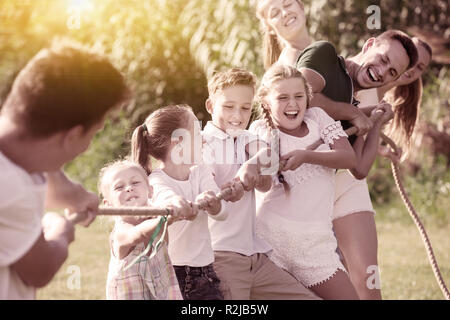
[42,212,75,244]
[378,144,402,163]
[348,108,373,136]
[62,187,98,227]
[46,171,98,227]
[372,102,394,126]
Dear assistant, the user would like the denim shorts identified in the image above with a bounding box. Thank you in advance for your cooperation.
[174,264,224,300]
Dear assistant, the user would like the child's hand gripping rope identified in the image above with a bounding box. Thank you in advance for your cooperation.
[94,179,245,218]
[115,179,246,271]
[278,106,388,171]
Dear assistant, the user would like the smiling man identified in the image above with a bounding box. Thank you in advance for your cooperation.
[294,29,418,300]
[297,29,418,137]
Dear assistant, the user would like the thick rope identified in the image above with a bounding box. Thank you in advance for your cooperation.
[81,112,449,298]
[380,132,450,300]
[95,183,236,217]
[104,184,238,271]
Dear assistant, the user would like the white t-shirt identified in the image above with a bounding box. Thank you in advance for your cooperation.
[202,122,272,256]
[149,165,227,267]
[0,151,47,300]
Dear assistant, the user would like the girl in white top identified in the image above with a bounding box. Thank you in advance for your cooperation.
[249,64,359,299]
[131,104,229,300]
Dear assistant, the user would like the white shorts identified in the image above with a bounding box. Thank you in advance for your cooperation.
[256,212,346,288]
[332,170,375,221]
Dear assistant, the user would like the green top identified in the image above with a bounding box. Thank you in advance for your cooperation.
[296,41,359,142]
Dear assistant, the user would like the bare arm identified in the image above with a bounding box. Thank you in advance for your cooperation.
[350,105,394,179]
[349,122,383,180]
[310,93,373,137]
[113,218,162,259]
[281,137,357,171]
[46,170,97,227]
[10,213,74,288]
[359,105,379,117]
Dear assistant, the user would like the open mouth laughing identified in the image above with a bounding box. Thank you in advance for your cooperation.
[284,110,299,120]
[367,66,381,83]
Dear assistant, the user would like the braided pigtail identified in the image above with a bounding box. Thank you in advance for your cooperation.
[261,106,291,196]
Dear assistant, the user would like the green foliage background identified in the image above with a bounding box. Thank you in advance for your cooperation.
[0,0,448,224]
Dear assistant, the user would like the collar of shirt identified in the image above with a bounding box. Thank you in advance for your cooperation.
[203,122,255,165]
[338,55,357,105]
[203,122,234,141]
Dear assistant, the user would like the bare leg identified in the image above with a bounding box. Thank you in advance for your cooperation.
[309,269,359,300]
[333,212,382,300]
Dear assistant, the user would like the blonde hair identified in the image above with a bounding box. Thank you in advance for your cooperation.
[255,64,313,195]
[98,159,149,201]
[256,64,312,109]
[207,68,256,97]
[131,104,193,175]
[256,0,305,69]
[384,37,432,158]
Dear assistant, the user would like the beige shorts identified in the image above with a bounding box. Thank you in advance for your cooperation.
[332,170,375,221]
[213,251,319,300]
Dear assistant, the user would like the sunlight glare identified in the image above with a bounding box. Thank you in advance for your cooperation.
[68,0,94,12]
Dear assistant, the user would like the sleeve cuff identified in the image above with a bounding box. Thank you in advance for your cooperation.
[207,199,227,221]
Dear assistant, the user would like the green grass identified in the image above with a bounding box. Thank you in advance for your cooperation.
[37,209,449,300]
[37,218,114,300]
[376,219,449,300]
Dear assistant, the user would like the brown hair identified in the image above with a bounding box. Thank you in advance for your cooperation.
[384,37,432,158]
[2,38,130,137]
[207,68,256,97]
[255,64,313,195]
[256,0,305,69]
[131,104,193,175]
[376,30,418,70]
[416,37,432,58]
[98,159,149,200]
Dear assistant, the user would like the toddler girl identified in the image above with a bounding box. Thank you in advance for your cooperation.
[131,104,229,300]
[249,64,360,299]
[99,160,188,300]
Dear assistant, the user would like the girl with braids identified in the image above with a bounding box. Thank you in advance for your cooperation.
[249,64,360,299]
[357,37,432,160]
[131,104,229,300]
